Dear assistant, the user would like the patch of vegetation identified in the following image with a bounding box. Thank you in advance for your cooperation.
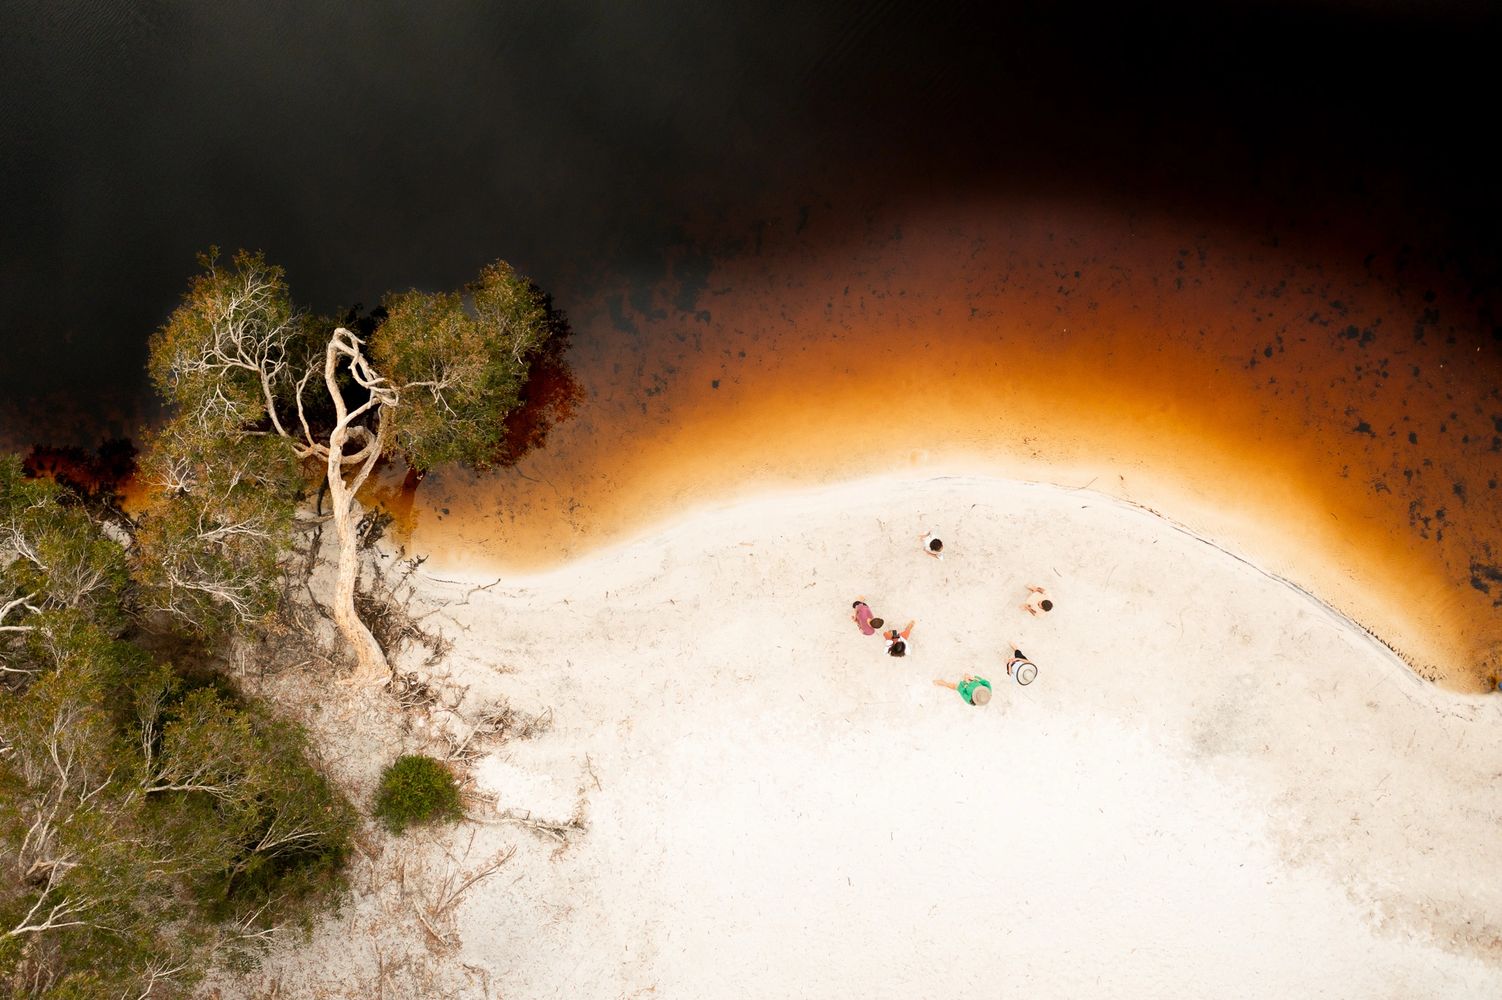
[2,248,569,995]
[0,455,354,997]
[373,755,464,833]
[143,250,570,679]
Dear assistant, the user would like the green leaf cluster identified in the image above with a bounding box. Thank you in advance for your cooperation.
[146,250,301,432]
[136,674,355,923]
[372,754,463,833]
[372,261,554,472]
[1,455,130,637]
[138,251,312,637]
[132,420,302,637]
[0,638,187,997]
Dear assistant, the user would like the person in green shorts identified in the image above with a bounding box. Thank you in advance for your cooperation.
[933,673,992,705]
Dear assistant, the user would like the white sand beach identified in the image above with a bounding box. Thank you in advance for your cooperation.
[213,476,1502,999]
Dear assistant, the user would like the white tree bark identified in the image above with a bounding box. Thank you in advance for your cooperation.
[323,328,396,683]
[159,264,448,682]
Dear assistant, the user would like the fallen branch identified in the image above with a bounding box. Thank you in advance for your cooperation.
[485,808,585,844]
[584,754,601,791]
[477,702,553,744]
[430,845,516,916]
[410,900,451,949]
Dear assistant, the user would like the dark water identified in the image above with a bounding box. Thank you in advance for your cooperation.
[3,1,1499,684]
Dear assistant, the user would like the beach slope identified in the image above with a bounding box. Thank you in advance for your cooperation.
[222,476,1502,999]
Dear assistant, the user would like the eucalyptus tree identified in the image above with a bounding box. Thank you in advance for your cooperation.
[143,251,556,680]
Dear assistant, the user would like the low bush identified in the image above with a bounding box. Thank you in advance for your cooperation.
[373,754,463,833]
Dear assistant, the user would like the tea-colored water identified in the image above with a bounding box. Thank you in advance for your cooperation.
[372,197,1500,691]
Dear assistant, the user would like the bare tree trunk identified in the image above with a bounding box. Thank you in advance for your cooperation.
[324,329,394,684]
[326,458,385,682]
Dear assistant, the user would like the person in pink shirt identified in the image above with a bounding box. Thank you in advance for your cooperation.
[850,598,885,636]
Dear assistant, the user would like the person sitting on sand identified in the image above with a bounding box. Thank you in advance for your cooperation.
[1005,647,1038,685]
[920,531,944,560]
[1020,583,1053,617]
[851,598,885,636]
[884,620,916,657]
[934,674,992,705]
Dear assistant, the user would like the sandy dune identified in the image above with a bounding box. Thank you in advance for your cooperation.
[217,476,1502,999]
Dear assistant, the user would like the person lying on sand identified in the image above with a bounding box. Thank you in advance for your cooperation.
[883,620,916,657]
[920,530,944,560]
[1020,583,1053,617]
[851,598,885,636]
[934,674,992,705]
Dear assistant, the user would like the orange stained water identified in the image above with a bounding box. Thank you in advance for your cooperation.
[371,197,1501,691]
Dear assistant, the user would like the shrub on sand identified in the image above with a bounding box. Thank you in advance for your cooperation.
[373,754,463,833]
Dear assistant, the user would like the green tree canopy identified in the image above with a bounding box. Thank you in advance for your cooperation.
[132,418,301,637]
[1,451,354,998]
[373,261,553,471]
[2,455,132,681]
[142,251,566,678]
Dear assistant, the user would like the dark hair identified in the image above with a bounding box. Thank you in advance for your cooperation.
[887,640,906,657]
[870,617,885,630]
[852,600,865,609]
[1040,599,1053,612]
[928,538,943,552]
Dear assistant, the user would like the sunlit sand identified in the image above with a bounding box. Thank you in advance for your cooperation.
[221,476,1502,997]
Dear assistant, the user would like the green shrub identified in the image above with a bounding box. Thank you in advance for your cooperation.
[373,755,463,833]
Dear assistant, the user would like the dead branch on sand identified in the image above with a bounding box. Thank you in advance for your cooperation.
[441,701,553,764]
[407,843,517,951]
[482,805,587,847]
